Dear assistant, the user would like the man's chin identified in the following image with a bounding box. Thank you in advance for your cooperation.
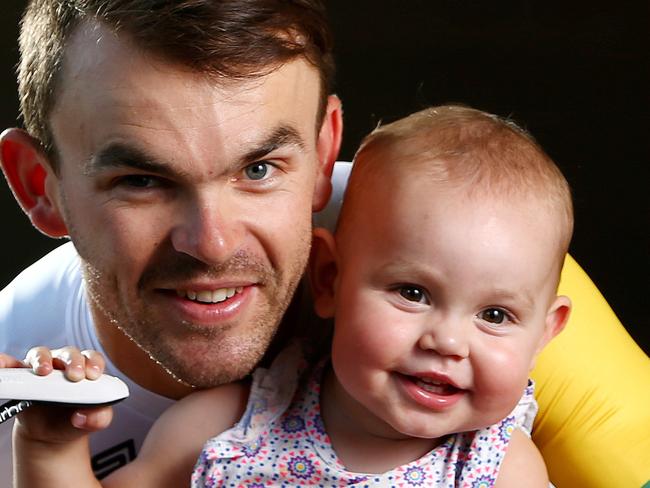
[170,358,260,388]
[155,336,273,388]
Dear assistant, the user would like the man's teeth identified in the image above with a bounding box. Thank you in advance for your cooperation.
[176,287,243,303]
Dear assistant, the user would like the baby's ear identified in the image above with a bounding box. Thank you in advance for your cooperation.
[543,295,572,347]
[530,295,571,369]
[308,227,339,318]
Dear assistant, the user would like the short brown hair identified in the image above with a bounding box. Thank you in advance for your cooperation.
[341,105,574,270]
[18,0,335,163]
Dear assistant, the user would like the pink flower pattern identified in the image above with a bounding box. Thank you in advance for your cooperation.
[191,347,536,487]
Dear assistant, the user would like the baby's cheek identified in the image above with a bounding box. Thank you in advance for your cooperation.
[334,303,402,358]
[472,352,532,416]
[332,324,389,371]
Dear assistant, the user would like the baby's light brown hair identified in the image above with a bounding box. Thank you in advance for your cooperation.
[338,105,574,285]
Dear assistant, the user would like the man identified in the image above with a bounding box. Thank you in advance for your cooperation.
[0,0,342,482]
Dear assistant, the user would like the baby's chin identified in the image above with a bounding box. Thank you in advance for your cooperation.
[382,406,508,442]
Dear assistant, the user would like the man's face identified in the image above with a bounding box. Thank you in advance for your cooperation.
[47,22,331,388]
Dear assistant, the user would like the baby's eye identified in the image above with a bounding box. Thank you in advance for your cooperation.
[479,308,508,324]
[244,161,271,180]
[398,286,428,304]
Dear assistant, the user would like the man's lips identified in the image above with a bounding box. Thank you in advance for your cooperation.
[155,277,256,303]
[155,284,256,325]
[175,286,244,304]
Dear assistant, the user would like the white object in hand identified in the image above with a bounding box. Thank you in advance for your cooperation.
[0,368,129,405]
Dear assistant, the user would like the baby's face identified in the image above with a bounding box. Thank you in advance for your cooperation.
[329,166,567,441]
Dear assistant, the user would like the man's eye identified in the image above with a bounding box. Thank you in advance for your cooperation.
[118,175,159,188]
[479,308,508,324]
[244,162,270,180]
[398,286,427,303]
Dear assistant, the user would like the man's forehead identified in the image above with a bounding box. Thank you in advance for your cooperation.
[49,19,323,160]
[55,19,321,116]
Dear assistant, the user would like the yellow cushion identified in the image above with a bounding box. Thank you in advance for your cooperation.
[531,254,650,487]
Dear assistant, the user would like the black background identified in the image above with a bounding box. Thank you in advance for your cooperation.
[1,1,648,353]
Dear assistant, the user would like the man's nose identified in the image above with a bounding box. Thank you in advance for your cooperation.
[417,316,470,359]
[170,196,241,265]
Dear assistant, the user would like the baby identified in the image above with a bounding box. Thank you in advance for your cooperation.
[10,105,572,487]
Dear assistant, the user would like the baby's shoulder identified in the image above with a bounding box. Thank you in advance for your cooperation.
[494,428,549,488]
[126,381,251,486]
[178,381,249,426]
[153,381,250,444]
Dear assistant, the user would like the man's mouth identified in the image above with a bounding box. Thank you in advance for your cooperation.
[175,287,244,304]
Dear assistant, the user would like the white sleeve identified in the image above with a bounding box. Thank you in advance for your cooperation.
[313,161,352,232]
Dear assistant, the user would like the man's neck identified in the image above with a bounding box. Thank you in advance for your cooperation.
[93,320,195,400]
[90,280,325,400]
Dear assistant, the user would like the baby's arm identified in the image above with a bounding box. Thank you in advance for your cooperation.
[103,381,249,487]
[7,346,250,488]
[495,428,549,487]
[13,404,109,488]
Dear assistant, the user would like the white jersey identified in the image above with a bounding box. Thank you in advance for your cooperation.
[0,241,174,484]
[0,161,352,485]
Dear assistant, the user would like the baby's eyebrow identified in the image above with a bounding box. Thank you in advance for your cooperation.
[489,288,535,311]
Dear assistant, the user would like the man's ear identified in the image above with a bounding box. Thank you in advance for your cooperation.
[0,128,68,237]
[308,227,340,318]
[313,95,343,212]
[530,295,572,369]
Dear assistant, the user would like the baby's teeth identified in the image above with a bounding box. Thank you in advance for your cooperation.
[416,379,446,393]
[187,290,197,300]
[419,378,443,386]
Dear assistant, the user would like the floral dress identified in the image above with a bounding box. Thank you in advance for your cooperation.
[191,343,537,487]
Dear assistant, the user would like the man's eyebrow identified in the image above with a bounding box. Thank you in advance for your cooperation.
[240,125,306,164]
[86,143,174,177]
[86,126,305,175]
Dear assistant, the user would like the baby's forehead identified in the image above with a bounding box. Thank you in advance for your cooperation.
[342,148,564,235]
[350,158,516,207]
[352,135,555,203]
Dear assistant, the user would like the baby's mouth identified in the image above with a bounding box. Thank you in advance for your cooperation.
[402,374,462,395]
